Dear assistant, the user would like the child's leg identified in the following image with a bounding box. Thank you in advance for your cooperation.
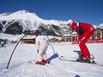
[43,45,48,60]
[36,52,43,62]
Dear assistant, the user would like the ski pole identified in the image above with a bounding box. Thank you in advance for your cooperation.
[6,34,28,69]
[45,35,56,54]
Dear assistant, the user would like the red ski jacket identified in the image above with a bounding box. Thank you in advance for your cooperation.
[70,22,95,39]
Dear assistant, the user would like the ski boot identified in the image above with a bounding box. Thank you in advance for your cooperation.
[35,61,45,65]
[76,56,91,63]
[42,59,48,63]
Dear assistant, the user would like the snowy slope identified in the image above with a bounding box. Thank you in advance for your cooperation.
[0,10,67,35]
[0,42,103,77]
[97,23,103,29]
[0,10,100,36]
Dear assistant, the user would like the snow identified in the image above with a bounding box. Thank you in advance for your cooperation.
[97,23,103,29]
[0,10,103,77]
[0,41,103,77]
[0,10,99,36]
[0,10,67,31]
[0,33,25,42]
[99,23,103,27]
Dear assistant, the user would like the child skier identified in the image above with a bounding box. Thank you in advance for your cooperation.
[67,20,95,62]
[34,30,48,65]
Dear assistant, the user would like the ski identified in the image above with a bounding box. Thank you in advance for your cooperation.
[28,60,50,66]
[59,57,103,67]
[28,61,45,65]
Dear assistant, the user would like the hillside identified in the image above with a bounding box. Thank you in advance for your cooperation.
[0,10,67,36]
[0,43,103,77]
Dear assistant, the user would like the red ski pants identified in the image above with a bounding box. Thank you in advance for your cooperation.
[79,29,95,58]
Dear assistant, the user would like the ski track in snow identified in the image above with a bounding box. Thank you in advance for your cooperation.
[0,43,103,77]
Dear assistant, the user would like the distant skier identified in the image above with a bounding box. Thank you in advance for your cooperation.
[67,20,95,62]
[34,30,48,65]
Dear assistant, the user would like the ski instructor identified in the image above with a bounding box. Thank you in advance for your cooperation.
[67,20,95,62]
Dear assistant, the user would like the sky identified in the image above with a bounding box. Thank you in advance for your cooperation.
[0,0,103,25]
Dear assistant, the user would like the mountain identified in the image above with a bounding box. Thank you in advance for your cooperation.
[0,10,68,35]
[99,23,103,26]
[97,23,103,29]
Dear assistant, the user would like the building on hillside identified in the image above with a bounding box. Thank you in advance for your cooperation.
[20,35,35,44]
[20,26,103,44]
[95,26,103,39]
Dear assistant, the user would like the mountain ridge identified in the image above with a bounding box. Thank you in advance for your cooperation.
[0,10,67,35]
